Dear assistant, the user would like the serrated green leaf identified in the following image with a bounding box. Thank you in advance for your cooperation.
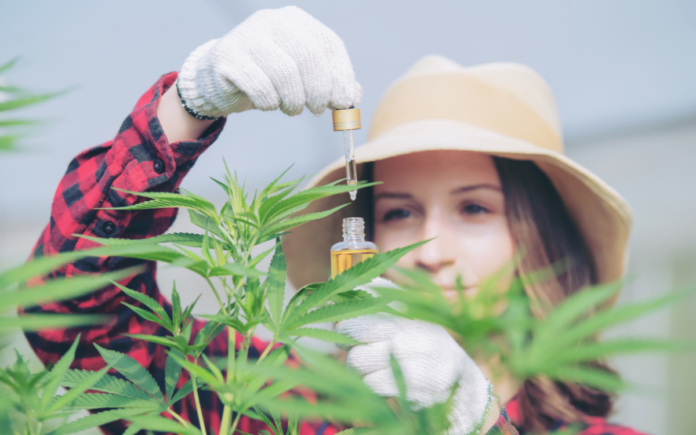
[553,287,694,349]
[165,350,184,402]
[545,339,694,366]
[201,353,225,384]
[59,393,158,411]
[127,415,201,434]
[257,165,298,199]
[282,327,360,345]
[0,134,19,151]
[45,365,111,415]
[40,336,80,412]
[263,181,378,224]
[543,366,624,392]
[262,204,349,238]
[121,409,162,435]
[193,318,225,351]
[62,369,155,402]
[111,280,171,325]
[1,267,138,312]
[189,209,226,240]
[0,314,108,331]
[106,188,217,218]
[122,334,183,352]
[534,282,622,345]
[86,232,206,248]
[169,353,222,388]
[94,344,164,402]
[208,262,265,278]
[281,283,316,325]
[284,241,428,327]
[0,57,19,74]
[0,93,59,112]
[258,188,296,223]
[121,302,171,331]
[0,249,92,289]
[0,119,38,127]
[46,408,147,435]
[170,377,195,405]
[286,298,385,330]
[266,242,286,330]
[199,314,247,334]
[72,239,190,264]
[247,241,281,270]
[172,282,182,330]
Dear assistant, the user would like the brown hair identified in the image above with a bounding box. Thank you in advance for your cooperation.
[362,157,616,432]
[492,157,615,432]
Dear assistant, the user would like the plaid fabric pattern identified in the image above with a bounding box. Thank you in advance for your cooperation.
[505,397,648,435]
[21,73,337,435]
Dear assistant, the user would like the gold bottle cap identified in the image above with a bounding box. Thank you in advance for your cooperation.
[332,108,361,131]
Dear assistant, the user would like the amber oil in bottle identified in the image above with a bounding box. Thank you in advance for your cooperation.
[330,217,378,278]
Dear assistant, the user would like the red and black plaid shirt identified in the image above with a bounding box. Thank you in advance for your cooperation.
[22,73,644,435]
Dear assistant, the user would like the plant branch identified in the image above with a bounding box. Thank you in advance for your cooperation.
[219,325,237,435]
[258,339,276,362]
[229,412,242,435]
[205,276,227,315]
[168,408,190,428]
[192,367,208,435]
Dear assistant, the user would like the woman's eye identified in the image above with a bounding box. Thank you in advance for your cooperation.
[462,204,488,215]
[383,209,411,221]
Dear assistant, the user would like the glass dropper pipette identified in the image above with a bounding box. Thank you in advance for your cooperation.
[332,107,361,200]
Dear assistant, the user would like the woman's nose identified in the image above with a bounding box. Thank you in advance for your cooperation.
[414,216,456,274]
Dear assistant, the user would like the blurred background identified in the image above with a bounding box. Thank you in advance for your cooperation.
[1,1,695,433]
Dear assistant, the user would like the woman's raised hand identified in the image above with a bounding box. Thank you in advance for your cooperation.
[177,6,361,119]
[336,277,494,435]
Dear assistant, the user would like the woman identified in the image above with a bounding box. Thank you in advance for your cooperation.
[24,6,642,435]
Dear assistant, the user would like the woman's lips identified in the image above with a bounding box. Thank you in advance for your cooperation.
[440,286,477,299]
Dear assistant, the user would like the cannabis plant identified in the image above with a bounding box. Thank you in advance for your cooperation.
[3,160,691,435]
[369,267,695,393]
[42,166,444,435]
[0,58,61,152]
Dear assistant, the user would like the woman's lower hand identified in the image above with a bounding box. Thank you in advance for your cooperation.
[177,6,361,120]
[336,278,493,435]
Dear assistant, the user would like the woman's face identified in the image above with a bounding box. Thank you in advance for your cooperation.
[373,150,515,298]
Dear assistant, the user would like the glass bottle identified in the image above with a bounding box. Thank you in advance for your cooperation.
[330,217,378,278]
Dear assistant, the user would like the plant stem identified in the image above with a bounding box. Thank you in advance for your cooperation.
[205,276,227,315]
[240,233,260,266]
[229,412,242,435]
[219,325,237,435]
[192,370,208,435]
[220,406,233,435]
[258,340,276,362]
[168,409,190,428]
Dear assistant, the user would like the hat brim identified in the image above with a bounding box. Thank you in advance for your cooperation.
[283,119,632,304]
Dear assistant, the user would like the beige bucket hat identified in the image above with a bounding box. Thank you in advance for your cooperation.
[283,55,633,297]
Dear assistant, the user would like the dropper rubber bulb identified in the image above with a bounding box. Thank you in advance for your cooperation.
[332,107,362,201]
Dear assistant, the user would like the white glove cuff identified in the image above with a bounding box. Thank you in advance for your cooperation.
[178,39,229,119]
[448,381,492,435]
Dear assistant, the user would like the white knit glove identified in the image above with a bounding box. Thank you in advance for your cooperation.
[177,6,361,119]
[336,278,492,435]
